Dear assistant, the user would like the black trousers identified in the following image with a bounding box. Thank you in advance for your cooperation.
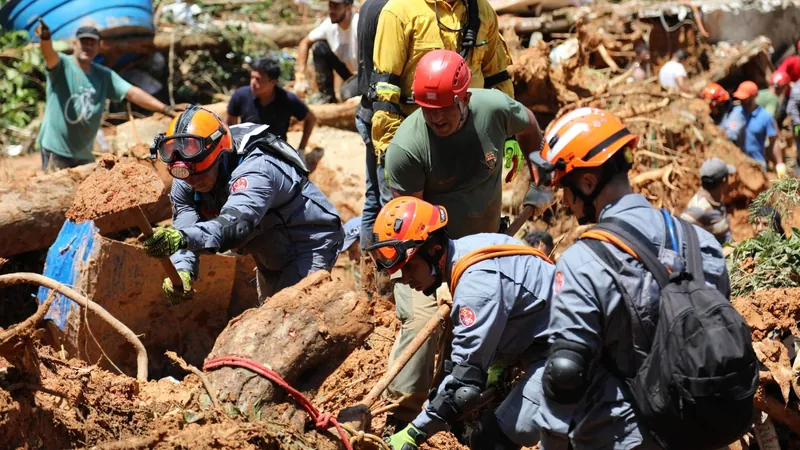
[311,40,359,102]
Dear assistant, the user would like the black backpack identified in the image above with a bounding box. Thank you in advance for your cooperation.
[581,214,757,450]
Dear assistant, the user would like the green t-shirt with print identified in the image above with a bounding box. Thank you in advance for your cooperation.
[385,89,531,239]
[37,53,132,160]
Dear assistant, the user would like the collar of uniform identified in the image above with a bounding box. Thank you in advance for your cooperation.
[424,0,460,11]
[597,193,651,221]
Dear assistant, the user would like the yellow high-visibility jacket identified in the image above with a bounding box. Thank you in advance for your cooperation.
[370,0,514,158]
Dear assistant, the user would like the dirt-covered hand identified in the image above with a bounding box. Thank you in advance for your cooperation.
[162,271,193,306]
[386,424,426,450]
[35,18,51,40]
[776,162,787,178]
[294,73,309,93]
[140,227,186,258]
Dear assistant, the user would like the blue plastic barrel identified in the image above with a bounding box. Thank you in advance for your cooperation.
[0,0,154,41]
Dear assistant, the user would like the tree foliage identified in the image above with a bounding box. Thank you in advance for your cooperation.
[728,177,800,297]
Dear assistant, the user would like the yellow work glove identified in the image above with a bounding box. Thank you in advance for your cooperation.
[486,362,504,389]
[386,424,426,450]
[162,271,193,306]
[140,227,186,258]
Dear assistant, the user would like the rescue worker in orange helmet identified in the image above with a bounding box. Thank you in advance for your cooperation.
[700,82,731,125]
[368,197,554,450]
[528,108,733,449]
[140,105,344,308]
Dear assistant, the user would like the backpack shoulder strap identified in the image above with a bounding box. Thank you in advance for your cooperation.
[450,244,553,296]
[678,218,706,284]
[582,218,670,288]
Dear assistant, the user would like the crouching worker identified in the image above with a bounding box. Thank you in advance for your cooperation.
[368,197,555,450]
[141,105,344,306]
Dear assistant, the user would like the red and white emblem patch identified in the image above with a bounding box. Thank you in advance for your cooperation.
[231,177,248,193]
[553,272,564,294]
[459,307,476,327]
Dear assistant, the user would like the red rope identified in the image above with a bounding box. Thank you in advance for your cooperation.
[203,356,353,450]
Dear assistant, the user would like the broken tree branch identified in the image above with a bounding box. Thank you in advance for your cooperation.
[0,291,56,345]
[165,350,220,409]
[754,386,800,436]
[0,273,148,381]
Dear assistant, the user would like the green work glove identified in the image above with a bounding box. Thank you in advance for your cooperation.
[503,138,524,182]
[141,227,187,258]
[486,362,503,389]
[794,124,800,137]
[386,424,427,450]
[162,271,193,306]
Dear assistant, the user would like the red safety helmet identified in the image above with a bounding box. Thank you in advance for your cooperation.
[412,50,471,108]
[771,70,790,87]
[700,82,731,107]
[366,197,448,274]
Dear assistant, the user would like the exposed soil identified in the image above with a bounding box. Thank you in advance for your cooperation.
[732,288,800,342]
[66,154,165,224]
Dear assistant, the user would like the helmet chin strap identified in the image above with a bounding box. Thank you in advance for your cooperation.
[419,241,447,297]
[565,168,614,226]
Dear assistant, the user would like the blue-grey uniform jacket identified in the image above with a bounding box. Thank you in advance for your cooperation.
[412,233,555,441]
[534,193,730,450]
[169,123,344,286]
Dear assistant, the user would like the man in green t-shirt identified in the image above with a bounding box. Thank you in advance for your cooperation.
[35,20,176,172]
[378,50,543,428]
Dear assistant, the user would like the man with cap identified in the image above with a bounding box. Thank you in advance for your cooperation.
[35,20,176,172]
[721,81,781,174]
[381,49,545,429]
[295,0,359,103]
[140,105,344,307]
[681,158,736,244]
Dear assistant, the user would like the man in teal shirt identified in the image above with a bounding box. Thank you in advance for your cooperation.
[36,21,176,171]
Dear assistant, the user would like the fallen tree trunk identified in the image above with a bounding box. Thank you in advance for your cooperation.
[210,21,314,48]
[205,271,373,410]
[0,161,172,258]
[308,101,358,131]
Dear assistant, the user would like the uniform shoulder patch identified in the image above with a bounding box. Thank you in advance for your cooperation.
[459,307,476,327]
[231,177,248,193]
[553,271,564,294]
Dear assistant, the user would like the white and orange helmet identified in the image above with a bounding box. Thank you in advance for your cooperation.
[530,107,639,188]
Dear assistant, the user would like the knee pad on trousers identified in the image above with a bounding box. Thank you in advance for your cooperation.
[468,410,521,450]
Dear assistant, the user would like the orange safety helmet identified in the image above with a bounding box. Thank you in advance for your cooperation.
[700,83,731,107]
[530,107,638,188]
[366,197,448,274]
[152,105,233,179]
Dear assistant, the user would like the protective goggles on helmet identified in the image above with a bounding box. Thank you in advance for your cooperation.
[150,127,226,164]
[529,151,566,188]
[365,239,427,274]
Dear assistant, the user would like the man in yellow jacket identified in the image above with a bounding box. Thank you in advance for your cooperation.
[369,0,514,156]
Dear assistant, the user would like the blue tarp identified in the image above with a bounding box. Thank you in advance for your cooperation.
[37,220,98,330]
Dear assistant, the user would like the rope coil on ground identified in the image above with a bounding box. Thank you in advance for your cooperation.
[204,356,359,450]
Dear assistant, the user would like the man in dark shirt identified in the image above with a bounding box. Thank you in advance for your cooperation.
[227,57,317,162]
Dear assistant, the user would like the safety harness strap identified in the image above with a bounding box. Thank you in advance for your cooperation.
[450,244,553,296]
